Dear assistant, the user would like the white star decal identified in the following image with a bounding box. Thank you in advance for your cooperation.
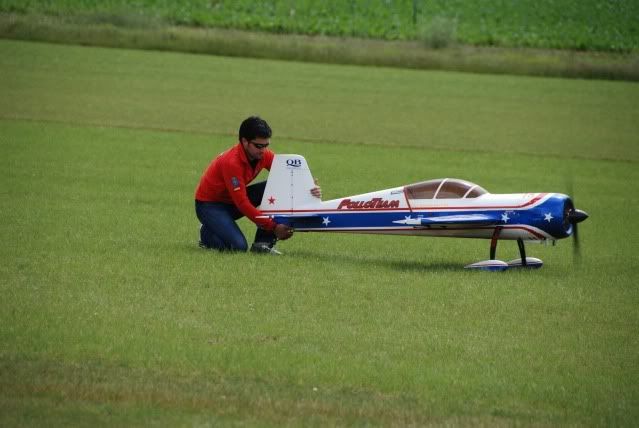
[544,213,553,222]
[322,217,331,226]
[501,212,510,223]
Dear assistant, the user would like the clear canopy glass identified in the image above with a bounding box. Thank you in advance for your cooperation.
[405,179,487,200]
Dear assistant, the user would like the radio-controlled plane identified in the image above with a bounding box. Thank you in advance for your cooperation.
[258,155,588,271]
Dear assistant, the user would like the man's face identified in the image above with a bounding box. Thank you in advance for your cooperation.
[242,137,270,161]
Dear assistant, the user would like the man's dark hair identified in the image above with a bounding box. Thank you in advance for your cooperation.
[239,116,272,141]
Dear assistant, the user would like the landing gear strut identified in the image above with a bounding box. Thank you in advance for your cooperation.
[465,228,543,271]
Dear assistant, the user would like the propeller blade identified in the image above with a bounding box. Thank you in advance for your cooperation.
[566,174,574,202]
[573,222,580,260]
[564,172,586,263]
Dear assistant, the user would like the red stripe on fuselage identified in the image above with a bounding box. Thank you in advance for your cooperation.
[261,193,549,214]
[261,208,412,213]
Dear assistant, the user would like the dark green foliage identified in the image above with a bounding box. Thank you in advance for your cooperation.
[1,0,638,52]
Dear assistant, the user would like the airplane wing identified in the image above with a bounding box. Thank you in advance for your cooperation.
[393,214,499,228]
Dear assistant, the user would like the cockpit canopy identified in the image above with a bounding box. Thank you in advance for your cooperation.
[405,178,488,200]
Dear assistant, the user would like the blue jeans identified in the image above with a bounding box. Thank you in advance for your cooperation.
[195,181,275,251]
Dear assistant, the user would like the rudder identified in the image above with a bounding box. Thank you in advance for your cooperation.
[259,154,318,212]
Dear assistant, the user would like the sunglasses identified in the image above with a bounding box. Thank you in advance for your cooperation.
[249,140,270,149]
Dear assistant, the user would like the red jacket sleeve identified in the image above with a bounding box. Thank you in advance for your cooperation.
[220,160,277,231]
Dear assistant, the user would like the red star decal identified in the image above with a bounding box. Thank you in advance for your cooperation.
[268,196,276,204]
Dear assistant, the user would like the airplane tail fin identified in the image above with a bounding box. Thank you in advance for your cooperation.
[259,154,318,212]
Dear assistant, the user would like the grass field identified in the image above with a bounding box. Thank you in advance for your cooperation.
[1,39,638,426]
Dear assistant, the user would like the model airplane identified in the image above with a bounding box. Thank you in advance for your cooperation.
[258,155,588,271]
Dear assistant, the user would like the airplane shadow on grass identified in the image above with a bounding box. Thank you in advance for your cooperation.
[290,248,463,273]
[185,242,466,272]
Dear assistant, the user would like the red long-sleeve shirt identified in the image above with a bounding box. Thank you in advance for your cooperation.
[195,143,276,230]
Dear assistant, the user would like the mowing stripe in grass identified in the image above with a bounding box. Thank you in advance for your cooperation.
[2,39,638,163]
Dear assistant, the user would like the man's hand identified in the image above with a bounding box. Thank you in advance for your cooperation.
[311,178,322,199]
[274,223,294,240]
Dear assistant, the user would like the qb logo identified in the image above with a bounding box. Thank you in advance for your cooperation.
[286,159,302,167]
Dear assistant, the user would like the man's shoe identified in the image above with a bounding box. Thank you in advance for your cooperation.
[250,242,283,255]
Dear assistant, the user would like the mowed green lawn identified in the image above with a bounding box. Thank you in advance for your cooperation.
[1,40,638,426]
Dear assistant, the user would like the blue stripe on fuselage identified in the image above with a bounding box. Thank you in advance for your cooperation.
[272,194,571,239]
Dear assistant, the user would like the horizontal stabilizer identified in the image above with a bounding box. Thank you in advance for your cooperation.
[393,214,498,228]
[270,214,324,228]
